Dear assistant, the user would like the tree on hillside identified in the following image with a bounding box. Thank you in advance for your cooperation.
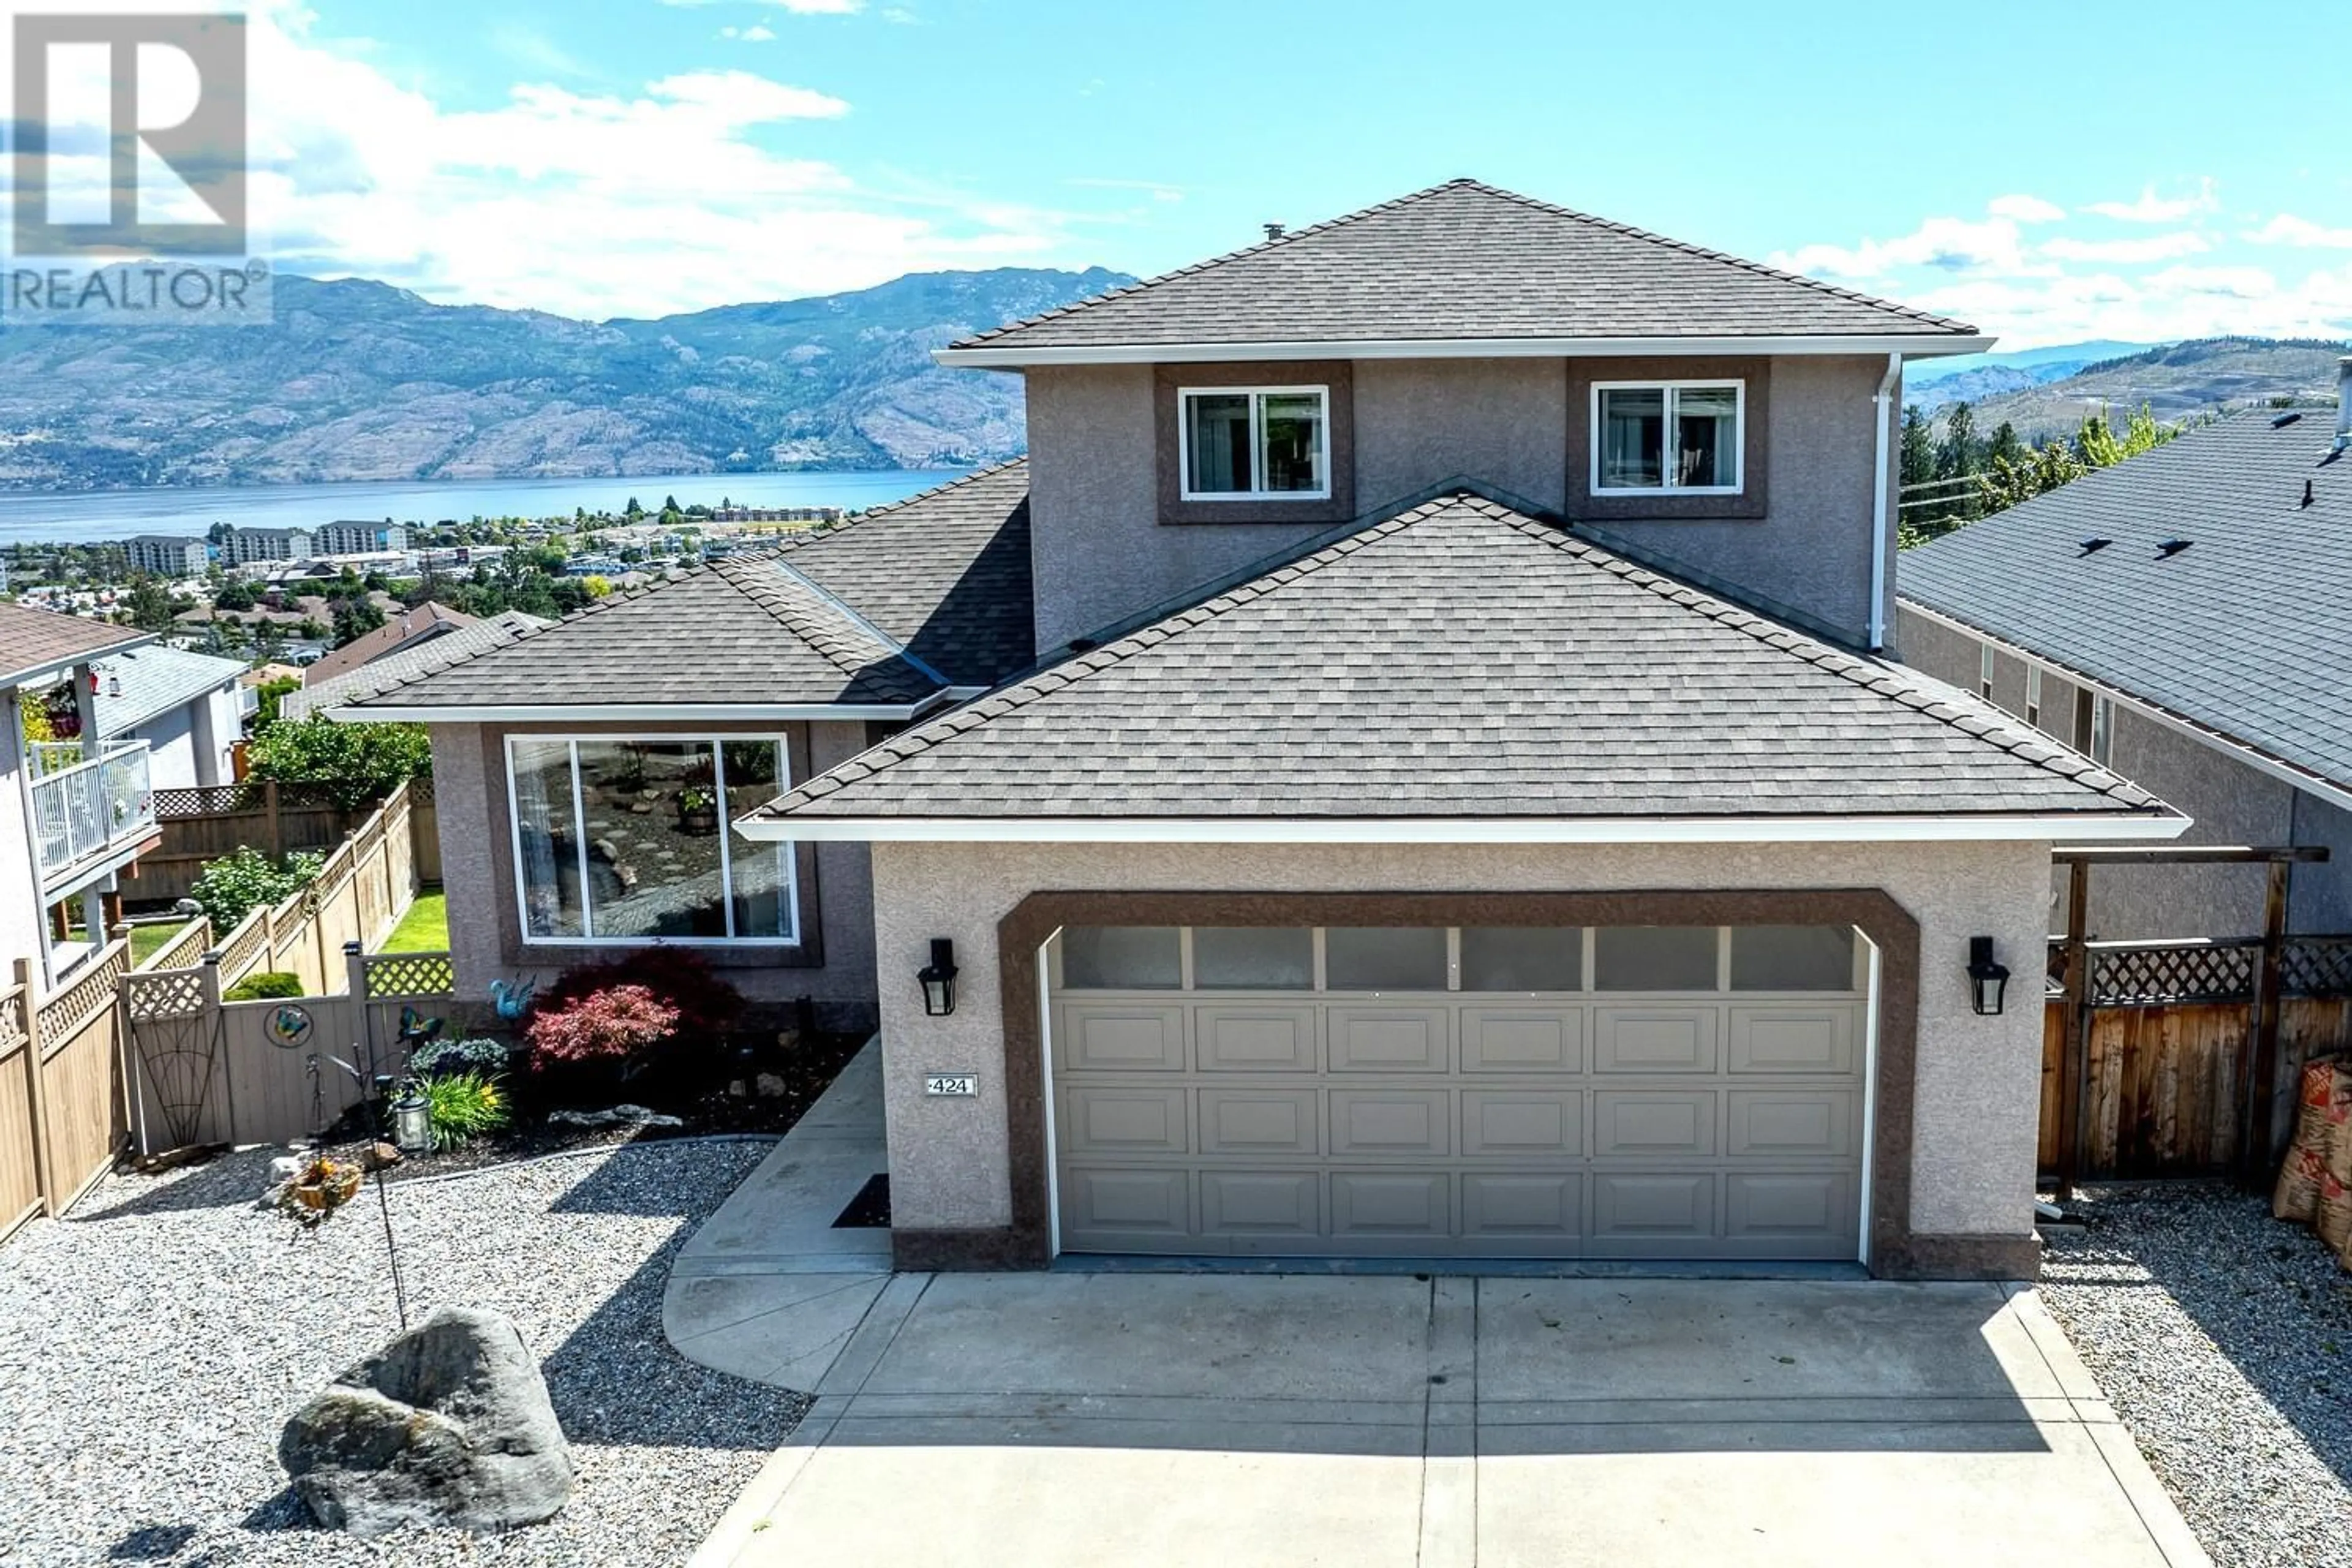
[123,572,177,632]
[330,596,386,647]
[1986,420,2025,470]
[1898,405,1936,491]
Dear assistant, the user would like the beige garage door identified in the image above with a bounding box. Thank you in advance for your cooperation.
[1047,923,1869,1261]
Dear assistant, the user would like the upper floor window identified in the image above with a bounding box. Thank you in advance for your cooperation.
[1593,380,1743,494]
[1978,643,1996,699]
[2090,696,2114,766]
[1180,386,1329,500]
[2025,665,2043,728]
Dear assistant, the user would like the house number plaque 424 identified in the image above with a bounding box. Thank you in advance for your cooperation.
[924,1074,979,1097]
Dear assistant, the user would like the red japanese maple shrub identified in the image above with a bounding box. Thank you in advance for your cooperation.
[524,984,680,1068]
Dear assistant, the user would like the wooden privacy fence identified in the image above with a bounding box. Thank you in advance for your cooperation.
[123,945,459,1155]
[213,781,423,993]
[137,775,438,903]
[2040,933,2352,1181]
[1,943,135,1243]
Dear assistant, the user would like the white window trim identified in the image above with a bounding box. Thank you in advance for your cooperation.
[1978,643,1996,699]
[1591,378,1746,497]
[2090,696,2115,767]
[504,734,802,948]
[2025,665,2043,728]
[1177,384,1333,502]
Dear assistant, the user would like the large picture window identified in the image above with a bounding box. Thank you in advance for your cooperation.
[1594,380,1743,494]
[506,736,798,945]
[1180,386,1330,500]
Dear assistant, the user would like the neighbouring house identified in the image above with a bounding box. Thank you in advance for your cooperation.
[300,601,502,692]
[89,644,250,791]
[0,605,164,986]
[122,535,209,579]
[281,608,549,721]
[325,462,1035,1034]
[1901,368,2352,939]
[349,179,2187,1280]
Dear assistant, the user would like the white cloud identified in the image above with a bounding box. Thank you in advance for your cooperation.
[720,24,780,41]
[658,0,862,11]
[2086,178,2218,224]
[2247,213,2352,249]
[1988,194,2065,224]
[1770,214,2038,281]
[2040,232,2209,264]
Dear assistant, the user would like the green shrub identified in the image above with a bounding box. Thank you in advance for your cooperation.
[245,715,431,810]
[224,971,303,1001]
[190,845,323,932]
[409,1036,511,1078]
[422,1070,509,1150]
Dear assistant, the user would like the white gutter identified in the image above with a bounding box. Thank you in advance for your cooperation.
[1899,597,2352,818]
[934,333,1994,370]
[735,810,2186,846]
[1868,351,1901,652]
[326,698,957,725]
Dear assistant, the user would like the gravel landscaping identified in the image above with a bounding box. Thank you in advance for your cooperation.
[2040,1182,2352,1568]
[0,1138,806,1566]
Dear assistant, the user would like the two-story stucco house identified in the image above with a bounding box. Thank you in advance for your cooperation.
[338,181,2184,1280]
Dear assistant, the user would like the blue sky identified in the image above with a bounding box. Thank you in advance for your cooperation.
[10,0,2350,345]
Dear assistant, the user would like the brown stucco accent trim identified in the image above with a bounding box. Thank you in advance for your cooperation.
[476,718,827,971]
[1875,1232,2043,1282]
[1565,357,1771,522]
[1155,362,1356,527]
[988,888,1934,1275]
[892,1227,1033,1271]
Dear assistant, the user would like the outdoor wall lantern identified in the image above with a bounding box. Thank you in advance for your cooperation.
[918,938,959,1017]
[1967,937,2011,1017]
[391,1084,432,1153]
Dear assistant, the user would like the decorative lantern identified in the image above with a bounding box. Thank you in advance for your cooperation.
[917,938,959,1017]
[1967,937,2011,1017]
[391,1086,432,1153]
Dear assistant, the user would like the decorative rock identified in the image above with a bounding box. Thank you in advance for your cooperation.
[360,1140,403,1173]
[278,1306,573,1537]
[262,1155,304,1202]
[546,1104,684,1130]
[755,1072,786,1099]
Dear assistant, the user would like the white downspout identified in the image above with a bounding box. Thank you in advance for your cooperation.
[1868,352,1902,652]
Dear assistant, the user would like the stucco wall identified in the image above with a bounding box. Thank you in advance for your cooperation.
[2290,791,2352,932]
[428,718,881,1031]
[129,705,198,791]
[864,837,2052,1245]
[1025,354,1896,656]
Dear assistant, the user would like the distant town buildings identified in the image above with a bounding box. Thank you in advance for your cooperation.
[707,505,842,523]
[123,535,209,578]
[314,520,410,556]
[222,526,314,565]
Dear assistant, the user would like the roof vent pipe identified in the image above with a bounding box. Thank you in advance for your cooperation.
[1262,222,1285,243]
[2335,356,2352,450]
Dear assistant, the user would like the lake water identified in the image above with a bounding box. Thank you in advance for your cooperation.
[0,469,969,546]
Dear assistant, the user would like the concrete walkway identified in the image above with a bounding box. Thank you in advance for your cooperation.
[667,1049,2209,1567]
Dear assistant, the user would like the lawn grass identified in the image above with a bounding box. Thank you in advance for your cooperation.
[380,889,449,954]
[68,921,189,966]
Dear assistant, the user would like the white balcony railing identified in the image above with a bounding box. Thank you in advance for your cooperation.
[28,738,155,890]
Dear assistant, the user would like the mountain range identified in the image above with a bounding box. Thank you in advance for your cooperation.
[1910,337,2348,441]
[0,266,1133,491]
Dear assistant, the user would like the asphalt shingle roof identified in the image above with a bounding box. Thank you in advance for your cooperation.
[0,603,150,688]
[339,464,1039,715]
[301,601,478,684]
[282,610,550,720]
[949,181,1977,356]
[342,555,940,713]
[775,460,1035,686]
[750,492,2168,826]
[93,644,245,734]
[1901,405,2352,792]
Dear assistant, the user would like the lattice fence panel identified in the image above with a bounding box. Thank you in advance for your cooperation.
[0,984,29,1056]
[38,944,129,1051]
[2088,942,2258,1007]
[123,969,208,1022]
[215,911,270,984]
[2283,938,2352,998]
[365,953,455,999]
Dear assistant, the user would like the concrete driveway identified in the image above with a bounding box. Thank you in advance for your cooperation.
[684,1271,2206,1568]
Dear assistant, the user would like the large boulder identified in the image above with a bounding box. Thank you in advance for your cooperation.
[279,1306,573,1537]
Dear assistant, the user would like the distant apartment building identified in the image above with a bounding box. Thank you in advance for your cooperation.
[707,505,842,524]
[224,526,314,565]
[314,520,410,556]
[123,535,209,578]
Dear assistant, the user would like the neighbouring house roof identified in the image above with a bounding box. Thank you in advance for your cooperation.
[0,603,151,690]
[772,459,1035,687]
[1901,407,2352,796]
[334,464,1038,722]
[940,180,1983,366]
[302,601,479,685]
[281,610,550,721]
[93,644,246,734]
[742,491,2178,841]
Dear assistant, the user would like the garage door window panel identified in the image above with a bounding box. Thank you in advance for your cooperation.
[1193,927,1314,989]
[1594,926,1721,991]
[1325,927,1447,991]
[1062,925,1183,990]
